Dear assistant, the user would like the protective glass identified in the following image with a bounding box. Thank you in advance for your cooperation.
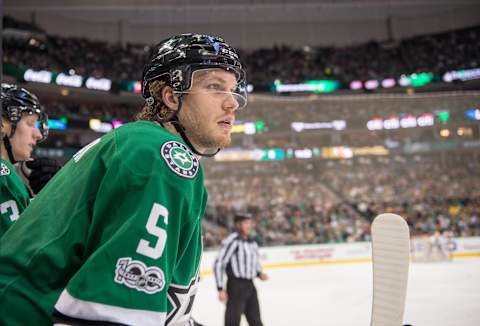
[175,68,248,110]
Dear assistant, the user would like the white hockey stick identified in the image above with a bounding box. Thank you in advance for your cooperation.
[370,213,410,326]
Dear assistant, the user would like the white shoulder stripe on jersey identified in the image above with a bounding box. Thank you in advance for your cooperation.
[55,290,166,326]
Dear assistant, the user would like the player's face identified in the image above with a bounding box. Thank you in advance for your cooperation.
[7,114,43,161]
[178,69,241,152]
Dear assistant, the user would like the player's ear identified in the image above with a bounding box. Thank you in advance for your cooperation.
[1,117,11,136]
[161,86,179,112]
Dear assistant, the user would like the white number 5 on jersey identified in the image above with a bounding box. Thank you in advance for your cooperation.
[136,203,169,259]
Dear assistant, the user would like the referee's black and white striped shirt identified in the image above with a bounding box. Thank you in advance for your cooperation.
[213,232,262,290]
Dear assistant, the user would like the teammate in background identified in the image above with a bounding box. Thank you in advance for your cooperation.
[0,33,247,325]
[0,84,59,236]
[214,213,268,326]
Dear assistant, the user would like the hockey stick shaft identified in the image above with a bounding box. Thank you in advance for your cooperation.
[370,213,410,326]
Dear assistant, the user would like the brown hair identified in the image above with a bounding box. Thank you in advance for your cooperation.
[135,80,176,122]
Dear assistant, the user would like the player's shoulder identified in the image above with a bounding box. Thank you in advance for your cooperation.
[0,159,29,201]
[113,121,203,181]
[0,160,20,184]
[1,160,13,178]
[114,120,181,147]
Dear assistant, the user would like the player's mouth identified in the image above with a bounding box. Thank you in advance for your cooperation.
[218,117,234,130]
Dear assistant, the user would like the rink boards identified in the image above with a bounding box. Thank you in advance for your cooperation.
[200,236,480,275]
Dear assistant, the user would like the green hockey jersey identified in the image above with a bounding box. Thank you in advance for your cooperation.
[0,121,208,326]
[0,159,30,237]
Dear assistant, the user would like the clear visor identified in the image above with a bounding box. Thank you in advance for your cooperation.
[22,107,49,142]
[176,68,247,110]
[36,111,49,142]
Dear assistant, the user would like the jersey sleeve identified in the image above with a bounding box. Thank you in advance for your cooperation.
[52,135,206,325]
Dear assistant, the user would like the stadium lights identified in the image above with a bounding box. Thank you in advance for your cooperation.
[398,75,411,87]
[48,118,68,130]
[89,119,112,133]
[439,128,450,137]
[417,113,434,127]
[216,145,391,162]
[322,146,353,159]
[349,80,363,90]
[56,73,83,88]
[443,68,480,82]
[298,148,316,159]
[465,108,480,121]
[457,127,473,137]
[274,80,340,93]
[112,120,124,129]
[10,62,474,96]
[22,67,112,92]
[244,122,256,135]
[24,69,52,84]
[85,77,112,91]
[133,81,142,93]
[367,113,434,131]
[214,148,285,161]
[263,148,284,161]
[367,118,383,131]
[399,115,417,129]
[365,80,380,90]
[383,117,400,130]
[291,120,346,132]
[436,111,450,123]
[349,75,424,92]
[381,78,396,88]
[231,121,265,135]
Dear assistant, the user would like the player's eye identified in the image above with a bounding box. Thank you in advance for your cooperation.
[206,83,225,91]
[25,119,36,127]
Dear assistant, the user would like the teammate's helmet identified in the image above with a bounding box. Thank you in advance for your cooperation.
[1,83,48,141]
[141,33,247,105]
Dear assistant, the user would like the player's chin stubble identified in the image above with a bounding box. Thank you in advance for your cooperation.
[200,132,231,150]
[186,125,231,151]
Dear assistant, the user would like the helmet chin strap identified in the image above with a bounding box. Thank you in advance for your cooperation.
[3,135,17,164]
[154,95,220,157]
[171,118,220,158]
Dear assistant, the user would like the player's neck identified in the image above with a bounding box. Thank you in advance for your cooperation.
[163,122,206,153]
[0,145,12,164]
[163,123,180,138]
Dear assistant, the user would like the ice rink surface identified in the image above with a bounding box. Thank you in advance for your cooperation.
[193,258,480,326]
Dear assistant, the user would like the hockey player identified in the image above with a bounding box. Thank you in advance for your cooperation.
[0,33,247,325]
[0,84,58,236]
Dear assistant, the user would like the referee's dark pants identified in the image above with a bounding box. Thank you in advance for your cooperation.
[225,277,263,326]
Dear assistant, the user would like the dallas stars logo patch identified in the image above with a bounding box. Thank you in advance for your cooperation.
[161,141,199,179]
[1,163,11,176]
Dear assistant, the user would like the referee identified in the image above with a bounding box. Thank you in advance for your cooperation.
[213,213,268,326]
